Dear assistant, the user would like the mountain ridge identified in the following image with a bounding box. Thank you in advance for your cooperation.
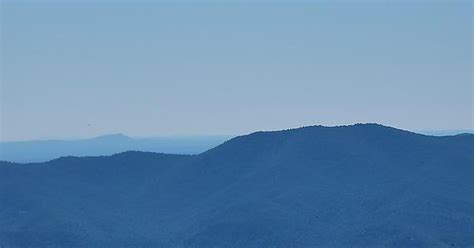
[0,123,473,247]
[2,123,471,165]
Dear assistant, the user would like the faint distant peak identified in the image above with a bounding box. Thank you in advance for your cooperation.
[92,133,132,141]
[453,133,474,137]
[417,129,474,136]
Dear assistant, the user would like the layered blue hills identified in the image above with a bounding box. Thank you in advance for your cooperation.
[0,134,230,163]
[0,124,473,247]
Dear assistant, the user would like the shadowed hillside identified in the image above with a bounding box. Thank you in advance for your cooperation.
[1,124,473,247]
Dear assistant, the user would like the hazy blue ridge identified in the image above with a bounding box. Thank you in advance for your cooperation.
[417,129,474,136]
[0,134,231,163]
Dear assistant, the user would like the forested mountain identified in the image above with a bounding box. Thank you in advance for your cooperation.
[1,124,473,247]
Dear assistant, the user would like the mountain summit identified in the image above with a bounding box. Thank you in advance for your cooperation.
[1,124,473,247]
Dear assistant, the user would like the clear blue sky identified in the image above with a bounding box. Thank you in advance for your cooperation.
[1,0,472,141]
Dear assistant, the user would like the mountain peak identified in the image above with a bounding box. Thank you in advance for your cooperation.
[202,123,419,159]
[241,123,413,141]
[92,133,132,141]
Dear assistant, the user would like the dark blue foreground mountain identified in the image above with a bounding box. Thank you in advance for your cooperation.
[1,124,473,247]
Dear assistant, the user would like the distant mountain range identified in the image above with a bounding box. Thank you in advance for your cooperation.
[1,129,472,164]
[0,134,231,163]
[417,129,473,136]
[1,124,473,247]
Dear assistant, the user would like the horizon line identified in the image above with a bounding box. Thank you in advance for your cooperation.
[1,123,473,143]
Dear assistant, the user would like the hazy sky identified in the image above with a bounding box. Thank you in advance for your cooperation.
[1,0,472,141]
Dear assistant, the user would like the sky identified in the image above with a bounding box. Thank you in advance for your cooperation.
[1,0,472,141]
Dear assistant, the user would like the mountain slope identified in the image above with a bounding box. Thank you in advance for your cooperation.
[1,124,473,247]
